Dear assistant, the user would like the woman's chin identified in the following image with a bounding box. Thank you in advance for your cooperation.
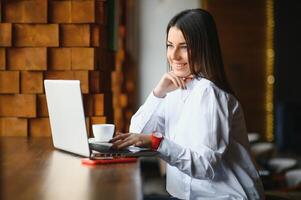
[173,71,190,78]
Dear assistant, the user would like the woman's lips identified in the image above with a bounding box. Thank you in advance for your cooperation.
[173,63,187,69]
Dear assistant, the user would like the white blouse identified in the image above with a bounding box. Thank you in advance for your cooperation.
[129,78,265,200]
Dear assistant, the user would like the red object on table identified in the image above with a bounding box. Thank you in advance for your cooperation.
[81,157,137,165]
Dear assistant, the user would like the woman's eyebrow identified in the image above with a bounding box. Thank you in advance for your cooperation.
[166,41,187,45]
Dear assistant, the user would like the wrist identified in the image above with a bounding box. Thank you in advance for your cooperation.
[151,132,163,150]
[153,88,166,98]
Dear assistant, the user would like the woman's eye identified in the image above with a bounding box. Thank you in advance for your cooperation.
[166,44,173,48]
[181,46,188,49]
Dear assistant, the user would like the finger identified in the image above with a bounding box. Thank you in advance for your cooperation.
[183,74,194,83]
[109,135,122,143]
[167,73,181,88]
[169,72,182,87]
[113,131,121,137]
[170,72,186,89]
[184,78,193,84]
[134,140,144,147]
[112,134,133,146]
[111,139,127,148]
[179,77,187,89]
[109,133,130,143]
[186,74,194,79]
[116,138,137,149]
[111,134,136,147]
[115,134,143,149]
[166,73,179,87]
[171,72,187,89]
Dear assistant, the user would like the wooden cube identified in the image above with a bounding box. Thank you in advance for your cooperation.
[100,71,112,92]
[93,94,104,116]
[125,110,134,124]
[74,71,89,93]
[23,0,48,23]
[91,25,100,47]
[49,1,72,23]
[71,48,95,70]
[89,71,100,93]
[0,117,28,137]
[89,70,111,93]
[95,0,107,25]
[48,48,72,70]
[60,24,90,47]
[114,108,124,132]
[120,93,128,108]
[0,1,2,22]
[0,23,12,46]
[91,25,108,48]
[0,71,19,94]
[0,48,5,70]
[29,118,51,137]
[21,71,43,94]
[112,71,123,86]
[113,91,121,108]
[71,0,95,23]
[4,0,47,23]
[7,48,47,70]
[44,71,89,93]
[105,93,113,122]
[126,80,135,93]
[44,71,73,80]
[14,24,59,47]
[90,116,107,125]
[0,94,36,117]
[3,1,23,23]
[93,93,113,118]
[95,48,115,70]
[37,95,48,117]
[83,94,94,116]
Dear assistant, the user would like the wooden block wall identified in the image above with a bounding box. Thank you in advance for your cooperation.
[113,2,136,132]
[0,0,116,137]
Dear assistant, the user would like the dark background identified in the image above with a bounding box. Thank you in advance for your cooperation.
[275,0,301,153]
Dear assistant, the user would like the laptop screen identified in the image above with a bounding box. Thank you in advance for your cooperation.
[44,80,90,157]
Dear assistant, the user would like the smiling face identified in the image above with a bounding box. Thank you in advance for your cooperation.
[167,26,191,78]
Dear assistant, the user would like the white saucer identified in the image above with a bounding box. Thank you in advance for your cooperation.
[88,138,111,145]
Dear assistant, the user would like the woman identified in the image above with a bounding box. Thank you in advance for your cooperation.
[110,9,264,200]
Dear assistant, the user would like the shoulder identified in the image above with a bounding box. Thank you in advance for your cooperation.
[194,78,227,98]
[194,78,239,109]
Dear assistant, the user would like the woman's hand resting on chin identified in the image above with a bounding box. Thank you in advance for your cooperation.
[153,72,194,98]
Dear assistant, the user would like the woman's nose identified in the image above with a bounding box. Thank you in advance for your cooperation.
[171,48,181,60]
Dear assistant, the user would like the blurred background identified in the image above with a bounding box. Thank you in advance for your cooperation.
[0,0,301,199]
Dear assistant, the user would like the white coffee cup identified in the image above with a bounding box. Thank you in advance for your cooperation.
[92,124,115,142]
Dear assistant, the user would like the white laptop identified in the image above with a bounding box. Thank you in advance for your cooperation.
[44,80,157,158]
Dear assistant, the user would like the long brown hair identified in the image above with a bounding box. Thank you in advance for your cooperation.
[167,9,234,95]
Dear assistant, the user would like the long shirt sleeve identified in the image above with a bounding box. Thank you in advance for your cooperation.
[157,86,230,180]
[129,92,165,134]
[129,78,264,200]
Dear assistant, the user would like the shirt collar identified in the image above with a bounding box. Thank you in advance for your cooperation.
[180,78,198,102]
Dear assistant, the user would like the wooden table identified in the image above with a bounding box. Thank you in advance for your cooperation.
[0,137,143,200]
